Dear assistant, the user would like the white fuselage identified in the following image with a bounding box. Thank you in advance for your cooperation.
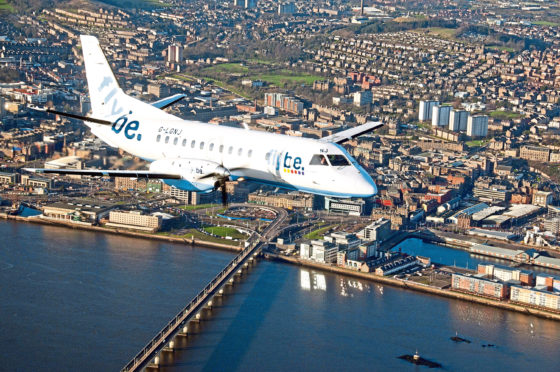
[87,94,377,198]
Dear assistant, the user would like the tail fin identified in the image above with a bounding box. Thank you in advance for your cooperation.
[80,35,125,118]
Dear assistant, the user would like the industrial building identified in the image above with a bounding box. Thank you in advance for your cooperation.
[42,201,113,224]
[375,256,417,276]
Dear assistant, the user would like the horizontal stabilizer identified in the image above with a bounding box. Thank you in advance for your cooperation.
[23,168,181,179]
[151,94,187,110]
[321,121,384,144]
[43,108,113,126]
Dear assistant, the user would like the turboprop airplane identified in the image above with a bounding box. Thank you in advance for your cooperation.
[26,35,382,205]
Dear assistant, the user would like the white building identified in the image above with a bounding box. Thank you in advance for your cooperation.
[431,105,452,127]
[467,115,488,137]
[418,100,439,121]
[449,109,468,131]
[353,90,372,107]
[167,44,183,63]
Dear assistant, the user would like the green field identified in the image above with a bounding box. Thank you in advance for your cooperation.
[179,203,220,211]
[466,139,488,148]
[204,226,247,240]
[533,21,560,27]
[160,229,240,246]
[304,224,337,240]
[203,63,249,74]
[490,110,522,120]
[413,27,458,40]
[0,0,14,12]
[249,70,322,86]
[97,0,171,9]
[487,45,515,53]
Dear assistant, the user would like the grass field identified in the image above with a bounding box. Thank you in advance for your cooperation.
[304,224,337,240]
[178,203,220,211]
[249,70,322,86]
[204,226,247,240]
[203,63,249,74]
[533,21,560,27]
[160,228,240,246]
[0,0,14,12]
[490,110,522,120]
[412,27,458,40]
[487,45,515,53]
[466,139,488,148]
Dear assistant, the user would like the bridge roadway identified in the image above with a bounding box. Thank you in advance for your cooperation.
[121,208,287,372]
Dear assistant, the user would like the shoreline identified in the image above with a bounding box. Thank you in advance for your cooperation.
[0,213,242,253]
[3,213,560,321]
[266,253,560,322]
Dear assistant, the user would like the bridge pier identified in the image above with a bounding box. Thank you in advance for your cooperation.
[120,210,279,372]
[163,340,175,352]
[178,325,188,336]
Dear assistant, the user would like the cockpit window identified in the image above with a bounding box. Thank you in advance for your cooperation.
[309,154,329,166]
[327,154,350,166]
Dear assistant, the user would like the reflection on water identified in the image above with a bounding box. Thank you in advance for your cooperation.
[339,276,371,297]
[300,269,327,291]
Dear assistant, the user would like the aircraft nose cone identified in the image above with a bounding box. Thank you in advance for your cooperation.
[358,175,377,197]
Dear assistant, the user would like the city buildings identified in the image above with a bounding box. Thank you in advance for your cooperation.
[418,100,439,121]
[431,105,451,128]
[452,273,509,300]
[448,109,468,132]
[466,115,489,137]
[106,210,162,232]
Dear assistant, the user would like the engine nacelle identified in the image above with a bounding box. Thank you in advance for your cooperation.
[149,158,229,192]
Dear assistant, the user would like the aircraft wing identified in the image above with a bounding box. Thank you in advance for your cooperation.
[151,94,187,110]
[23,168,182,179]
[320,121,384,144]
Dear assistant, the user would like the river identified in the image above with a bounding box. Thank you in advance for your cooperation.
[1,221,559,371]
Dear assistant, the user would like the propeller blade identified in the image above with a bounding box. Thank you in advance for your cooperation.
[221,182,228,207]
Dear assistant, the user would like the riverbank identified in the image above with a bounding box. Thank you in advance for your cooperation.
[267,253,560,322]
[4,212,560,321]
[0,213,242,253]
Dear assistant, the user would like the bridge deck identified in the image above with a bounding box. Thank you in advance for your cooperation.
[121,208,287,372]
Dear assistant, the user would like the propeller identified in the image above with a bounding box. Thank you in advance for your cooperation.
[214,177,229,207]
[198,164,244,207]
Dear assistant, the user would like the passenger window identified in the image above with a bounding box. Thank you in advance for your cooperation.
[209,143,214,151]
[165,136,170,144]
[310,154,328,166]
[265,152,271,161]
[173,137,178,145]
[219,145,224,153]
[248,149,253,158]
[200,142,205,150]
[228,146,233,155]
[328,154,350,166]
[156,134,161,142]
[238,148,243,156]
[182,139,187,146]
[191,140,196,148]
